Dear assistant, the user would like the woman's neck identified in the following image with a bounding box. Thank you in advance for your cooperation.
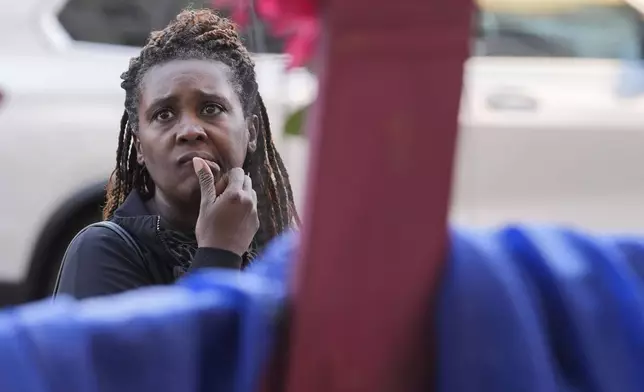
[146,192,198,231]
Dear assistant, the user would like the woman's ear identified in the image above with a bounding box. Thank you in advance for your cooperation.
[246,114,259,153]
[134,135,145,166]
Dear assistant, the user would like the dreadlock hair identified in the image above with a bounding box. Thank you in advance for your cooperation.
[104,8,299,266]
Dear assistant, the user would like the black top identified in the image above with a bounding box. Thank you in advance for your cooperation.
[56,191,241,299]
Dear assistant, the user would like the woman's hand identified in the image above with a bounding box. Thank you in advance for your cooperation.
[192,157,259,255]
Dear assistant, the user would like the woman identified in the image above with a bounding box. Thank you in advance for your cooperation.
[56,9,298,299]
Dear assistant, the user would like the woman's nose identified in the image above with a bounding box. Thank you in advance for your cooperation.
[176,122,207,143]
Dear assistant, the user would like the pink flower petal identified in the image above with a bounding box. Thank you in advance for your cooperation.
[211,0,321,66]
[283,19,319,68]
[211,0,251,27]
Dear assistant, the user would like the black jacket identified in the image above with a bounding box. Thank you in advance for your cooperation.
[56,191,241,299]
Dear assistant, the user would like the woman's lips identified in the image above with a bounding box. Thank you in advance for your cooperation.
[179,155,223,183]
[177,151,217,165]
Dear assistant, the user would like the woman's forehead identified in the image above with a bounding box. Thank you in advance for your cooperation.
[140,59,235,100]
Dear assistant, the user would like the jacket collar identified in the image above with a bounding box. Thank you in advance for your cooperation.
[114,191,153,218]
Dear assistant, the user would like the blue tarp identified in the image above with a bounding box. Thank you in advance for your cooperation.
[0,227,643,391]
[439,226,644,392]
[0,232,298,392]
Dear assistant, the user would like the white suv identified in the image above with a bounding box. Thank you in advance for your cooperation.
[452,0,644,233]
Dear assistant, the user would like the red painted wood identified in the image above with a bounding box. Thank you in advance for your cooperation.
[270,0,472,390]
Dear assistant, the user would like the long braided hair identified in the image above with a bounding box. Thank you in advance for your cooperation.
[104,9,298,263]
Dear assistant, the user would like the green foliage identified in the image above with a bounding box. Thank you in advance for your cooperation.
[284,104,309,136]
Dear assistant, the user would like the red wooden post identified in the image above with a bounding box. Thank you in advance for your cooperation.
[271,0,472,390]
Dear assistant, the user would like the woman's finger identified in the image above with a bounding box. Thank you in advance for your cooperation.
[192,158,216,206]
[224,168,245,194]
[243,174,252,192]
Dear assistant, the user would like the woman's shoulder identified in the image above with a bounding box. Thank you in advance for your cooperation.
[56,222,155,299]
[65,221,143,263]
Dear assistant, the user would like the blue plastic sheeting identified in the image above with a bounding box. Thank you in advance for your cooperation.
[0,233,298,392]
[0,227,642,392]
[439,226,644,392]
[258,228,644,391]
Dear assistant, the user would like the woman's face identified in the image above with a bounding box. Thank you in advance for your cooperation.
[135,59,257,208]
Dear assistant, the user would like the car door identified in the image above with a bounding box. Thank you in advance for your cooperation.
[451,0,644,233]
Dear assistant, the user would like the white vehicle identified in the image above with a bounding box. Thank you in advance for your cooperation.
[1,0,643,304]
[452,0,644,232]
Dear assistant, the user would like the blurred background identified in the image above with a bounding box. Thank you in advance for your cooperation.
[1,0,644,303]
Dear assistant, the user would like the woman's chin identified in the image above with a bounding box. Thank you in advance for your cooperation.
[173,180,202,206]
[186,184,203,204]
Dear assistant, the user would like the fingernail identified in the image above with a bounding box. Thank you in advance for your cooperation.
[192,157,204,172]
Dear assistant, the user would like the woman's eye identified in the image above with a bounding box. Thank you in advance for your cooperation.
[201,104,223,116]
[154,109,175,122]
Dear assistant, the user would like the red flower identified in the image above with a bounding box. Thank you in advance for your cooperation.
[212,0,320,68]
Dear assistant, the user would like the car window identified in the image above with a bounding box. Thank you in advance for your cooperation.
[473,1,644,59]
[57,0,285,53]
